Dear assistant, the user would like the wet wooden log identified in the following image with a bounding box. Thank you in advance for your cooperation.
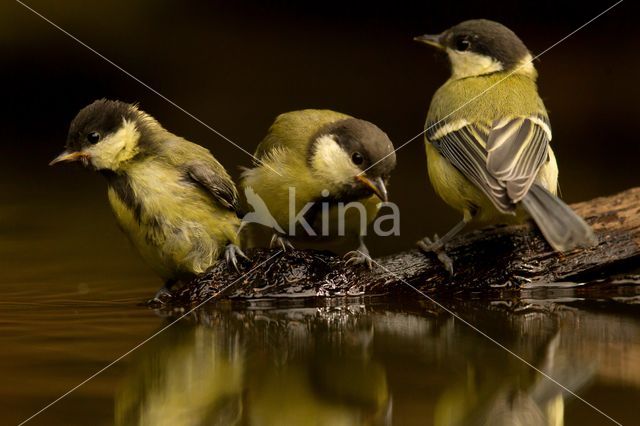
[170,187,640,305]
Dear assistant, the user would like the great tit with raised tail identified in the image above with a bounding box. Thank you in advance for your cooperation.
[414,19,597,273]
[241,110,396,267]
[51,99,247,298]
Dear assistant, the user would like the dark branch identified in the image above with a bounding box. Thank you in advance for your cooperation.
[168,187,640,306]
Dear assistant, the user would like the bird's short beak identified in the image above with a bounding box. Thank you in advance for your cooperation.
[413,33,444,50]
[49,150,89,166]
[356,175,388,202]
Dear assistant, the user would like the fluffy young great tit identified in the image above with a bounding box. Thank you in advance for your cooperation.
[414,19,597,273]
[51,99,246,297]
[241,110,396,266]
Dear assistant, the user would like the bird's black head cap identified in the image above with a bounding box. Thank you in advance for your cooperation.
[66,99,139,152]
[429,19,530,71]
[316,118,397,179]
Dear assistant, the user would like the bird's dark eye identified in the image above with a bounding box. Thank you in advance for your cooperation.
[351,152,364,165]
[86,131,101,144]
[454,36,472,52]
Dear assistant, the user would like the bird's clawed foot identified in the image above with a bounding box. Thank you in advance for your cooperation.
[417,234,454,275]
[269,233,294,251]
[225,243,249,272]
[148,280,176,305]
[344,245,374,270]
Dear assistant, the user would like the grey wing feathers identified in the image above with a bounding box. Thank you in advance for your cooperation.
[427,115,551,213]
[486,117,550,202]
[186,162,239,212]
[428,122,511,211]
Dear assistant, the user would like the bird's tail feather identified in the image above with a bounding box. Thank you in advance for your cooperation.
[521,184,597,252]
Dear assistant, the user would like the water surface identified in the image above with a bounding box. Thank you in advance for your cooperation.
[2,274,639,425]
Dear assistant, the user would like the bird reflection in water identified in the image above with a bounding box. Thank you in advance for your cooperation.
[115,297,639,426]
[116,305,391,426]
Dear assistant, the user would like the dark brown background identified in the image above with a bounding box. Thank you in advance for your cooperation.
[1,1,638,277]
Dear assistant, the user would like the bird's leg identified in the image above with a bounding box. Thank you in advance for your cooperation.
[417,216,470,275]
[224,243,249,272]
[269,232,294,251]
[344,236,374,269]
[420,218,469,250]
[151,279,177,304]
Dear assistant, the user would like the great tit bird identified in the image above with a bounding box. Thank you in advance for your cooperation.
[51,99,246,297]
[241,110,396,266]
[414,19,597,273]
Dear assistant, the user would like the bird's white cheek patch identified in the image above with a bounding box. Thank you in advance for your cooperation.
[87,119,141,170]
[311,135,360,188]
[447,48,504,79]
[515,53,537,79]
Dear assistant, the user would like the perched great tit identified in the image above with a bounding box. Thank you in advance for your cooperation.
[414,19,597,273]
[51,99,246,297]
[241,110,396,266]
